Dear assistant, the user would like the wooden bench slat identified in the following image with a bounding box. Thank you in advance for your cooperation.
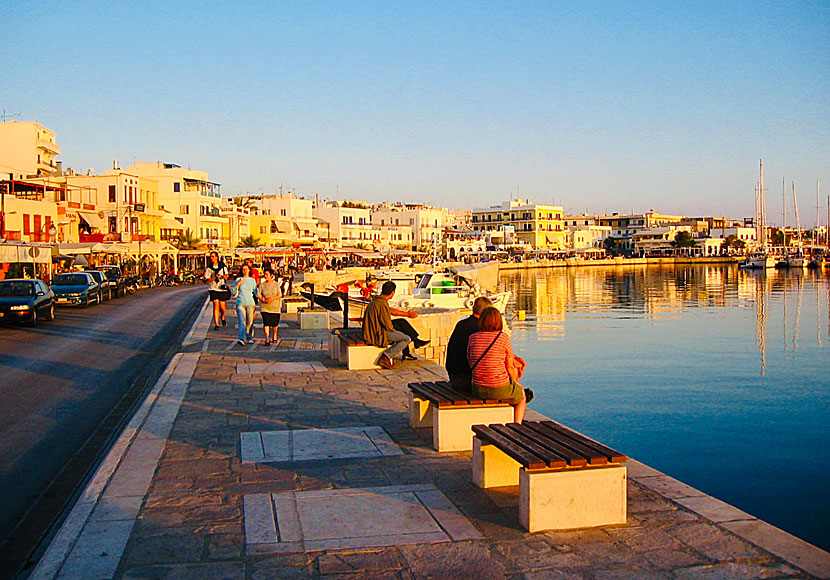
[410,383,455,406]
[472,425,547,470]
[426,382,486,406]
[512,423,595,466]
[490,424,569,469]
[538,420,627,463]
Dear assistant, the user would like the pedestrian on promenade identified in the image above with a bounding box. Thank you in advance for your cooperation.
[243,258,261,283]
[258,268,283,345]
[204,251,230,330]
[362,281,411,369]
[467,306,530,423]
[233,263,258,345]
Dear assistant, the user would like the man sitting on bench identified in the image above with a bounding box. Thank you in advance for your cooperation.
[362,281,415,369]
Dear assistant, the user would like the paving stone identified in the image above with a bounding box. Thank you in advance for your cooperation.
[124,533,204,566]
[665,522,763,561]
[672,561,802,580]
[121,562,245,580]
[401,542,509,580]
[317,549,404,574]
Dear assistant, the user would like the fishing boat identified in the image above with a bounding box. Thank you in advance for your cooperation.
[741,252,776,269]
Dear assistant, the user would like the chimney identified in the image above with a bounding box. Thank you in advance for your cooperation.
[113,160,119,170]
[56,161,63,175]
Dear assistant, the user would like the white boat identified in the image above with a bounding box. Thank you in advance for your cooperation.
[741,253,776,269]
[785,254,810,269]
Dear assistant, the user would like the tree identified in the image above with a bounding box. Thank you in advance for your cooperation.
[603,237,622,256]
[770,229,784,246]
[722,234,746,254]
[175,228,202,250]
[671,231,696,248]
[237,235,260,248]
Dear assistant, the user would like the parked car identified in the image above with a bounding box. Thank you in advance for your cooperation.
[0,278,56,326]
[82,270,112,300]
[96,265,126,297]
[51,272,101,307]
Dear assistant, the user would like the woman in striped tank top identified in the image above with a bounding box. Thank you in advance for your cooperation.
[466,307,528,423]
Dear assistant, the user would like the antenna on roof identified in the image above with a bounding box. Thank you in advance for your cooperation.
[1,109,22,122]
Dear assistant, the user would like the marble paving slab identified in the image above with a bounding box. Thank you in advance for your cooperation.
[241,426,404,463]
[236,361,328,374]
[245,484,481,554]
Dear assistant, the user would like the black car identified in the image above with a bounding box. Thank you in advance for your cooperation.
[52,272,102,307]
[0,278,56,326]
[96,265,125,298]
[82,270,112,300]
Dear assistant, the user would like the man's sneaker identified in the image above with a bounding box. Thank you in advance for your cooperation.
[237,339,245,346]
[378,354,394,369]
[247,339,255,344]
[524,388,534,404]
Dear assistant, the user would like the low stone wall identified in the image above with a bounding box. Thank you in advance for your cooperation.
[407,308,465,367]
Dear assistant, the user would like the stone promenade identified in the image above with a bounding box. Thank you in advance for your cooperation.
[31,302,830,580]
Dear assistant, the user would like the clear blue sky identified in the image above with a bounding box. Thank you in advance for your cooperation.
[3,1,828,223]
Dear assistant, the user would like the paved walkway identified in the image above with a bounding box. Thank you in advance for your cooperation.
[31,301,830,580]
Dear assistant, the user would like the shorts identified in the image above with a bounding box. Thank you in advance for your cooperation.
[261,312,281,327]
[472,380,524,404]
[209,289,229,301]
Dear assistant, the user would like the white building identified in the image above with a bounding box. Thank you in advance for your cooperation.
[371,203,446,248]
[0,121,61,178]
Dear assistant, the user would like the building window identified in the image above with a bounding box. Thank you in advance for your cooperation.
[108,185,116,203]
[173,182,181,192]
[109,216,117,233]
[281,209,287,216]
[180,205,189,215]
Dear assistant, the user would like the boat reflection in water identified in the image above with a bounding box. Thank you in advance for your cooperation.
[499,264,830,553]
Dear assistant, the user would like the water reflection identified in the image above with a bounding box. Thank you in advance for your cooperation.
[500,265,829,374]
[499,264,830,551]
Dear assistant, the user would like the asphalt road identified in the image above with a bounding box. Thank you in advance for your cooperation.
[0,284,206,579]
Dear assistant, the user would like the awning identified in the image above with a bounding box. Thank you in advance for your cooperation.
[77,211,108,231]
[160,218,185,230]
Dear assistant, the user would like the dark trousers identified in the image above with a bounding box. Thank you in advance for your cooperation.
[392,318,420,357]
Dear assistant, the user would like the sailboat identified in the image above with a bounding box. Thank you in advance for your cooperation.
[741,160,776,269]
[786,182,810,269]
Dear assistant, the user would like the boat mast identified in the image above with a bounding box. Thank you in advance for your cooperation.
[792,182,802,252]
[756,159,767,247]
[782,176,787,251]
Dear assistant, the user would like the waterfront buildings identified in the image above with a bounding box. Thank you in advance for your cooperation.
[471,199,566,249]
[371,203,447,248]
[0,121,61,178]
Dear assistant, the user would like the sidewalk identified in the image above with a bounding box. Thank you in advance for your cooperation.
[31,301,830,580]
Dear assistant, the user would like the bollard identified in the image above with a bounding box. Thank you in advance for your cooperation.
[517,310,526,321]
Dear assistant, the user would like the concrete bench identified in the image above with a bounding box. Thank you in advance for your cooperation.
[407,381,515,452]
[331,331,384,370]
[472,420,627,532]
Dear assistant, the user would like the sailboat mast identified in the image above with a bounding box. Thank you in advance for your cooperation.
[782,176,787,250]
[792,182,802,249]
[757,159,766,247]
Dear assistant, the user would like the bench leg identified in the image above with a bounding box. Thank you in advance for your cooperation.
[519,465,627,533]
[346,345,385,370]
[472,436,521,488]
[433,405,514,452]
[409,393,433,428]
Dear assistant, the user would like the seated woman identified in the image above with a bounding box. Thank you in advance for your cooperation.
[466,306,527,423]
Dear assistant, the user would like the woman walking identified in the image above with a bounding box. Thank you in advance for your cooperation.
[233,263,258,345]
[258,268,283,345]
[467,306,529,423]
[204,251,229,329]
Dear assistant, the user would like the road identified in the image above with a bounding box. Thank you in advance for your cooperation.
[0,285,205,579]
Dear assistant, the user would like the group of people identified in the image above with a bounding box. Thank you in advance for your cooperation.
[204,252,284,346]
[360,283,531,423]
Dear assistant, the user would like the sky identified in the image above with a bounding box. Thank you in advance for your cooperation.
[3,1,828,224]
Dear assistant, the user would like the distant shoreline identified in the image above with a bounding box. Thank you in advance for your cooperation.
[500,256,743,270]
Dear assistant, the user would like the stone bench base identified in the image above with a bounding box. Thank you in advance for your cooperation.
[409,393,513,452]
[472,437,627,532]
[299,310,330,329]
[342,343,385,370]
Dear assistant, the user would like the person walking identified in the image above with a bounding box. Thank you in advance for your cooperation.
[204,251,229,329]
[467,306,529,423]
[258,268,283,345]
[362,281,411,369]
[233,263,258,345]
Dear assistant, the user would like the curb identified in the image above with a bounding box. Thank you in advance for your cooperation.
[28,304,208,580]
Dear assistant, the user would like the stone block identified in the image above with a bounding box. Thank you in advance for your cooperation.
[519,465,627,532]
[346,345,385,370]
[299,310,329,330]
[472,436,521,488]
[432,405,514,452]
[409,392,433,428]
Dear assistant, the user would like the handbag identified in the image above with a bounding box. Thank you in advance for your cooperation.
[470,331,501,372]
[217,283,232,301]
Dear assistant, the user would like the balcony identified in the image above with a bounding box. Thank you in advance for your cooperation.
[37,138,61,155]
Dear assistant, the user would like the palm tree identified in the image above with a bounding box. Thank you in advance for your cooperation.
[175,228,202,250]
[237,235,260,248]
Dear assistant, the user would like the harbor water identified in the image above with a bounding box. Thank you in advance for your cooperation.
[499,264,830,552]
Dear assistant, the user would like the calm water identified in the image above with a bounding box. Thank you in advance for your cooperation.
[499,265,830,551]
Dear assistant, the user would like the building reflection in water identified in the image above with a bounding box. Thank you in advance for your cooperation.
[499,265,829,375]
